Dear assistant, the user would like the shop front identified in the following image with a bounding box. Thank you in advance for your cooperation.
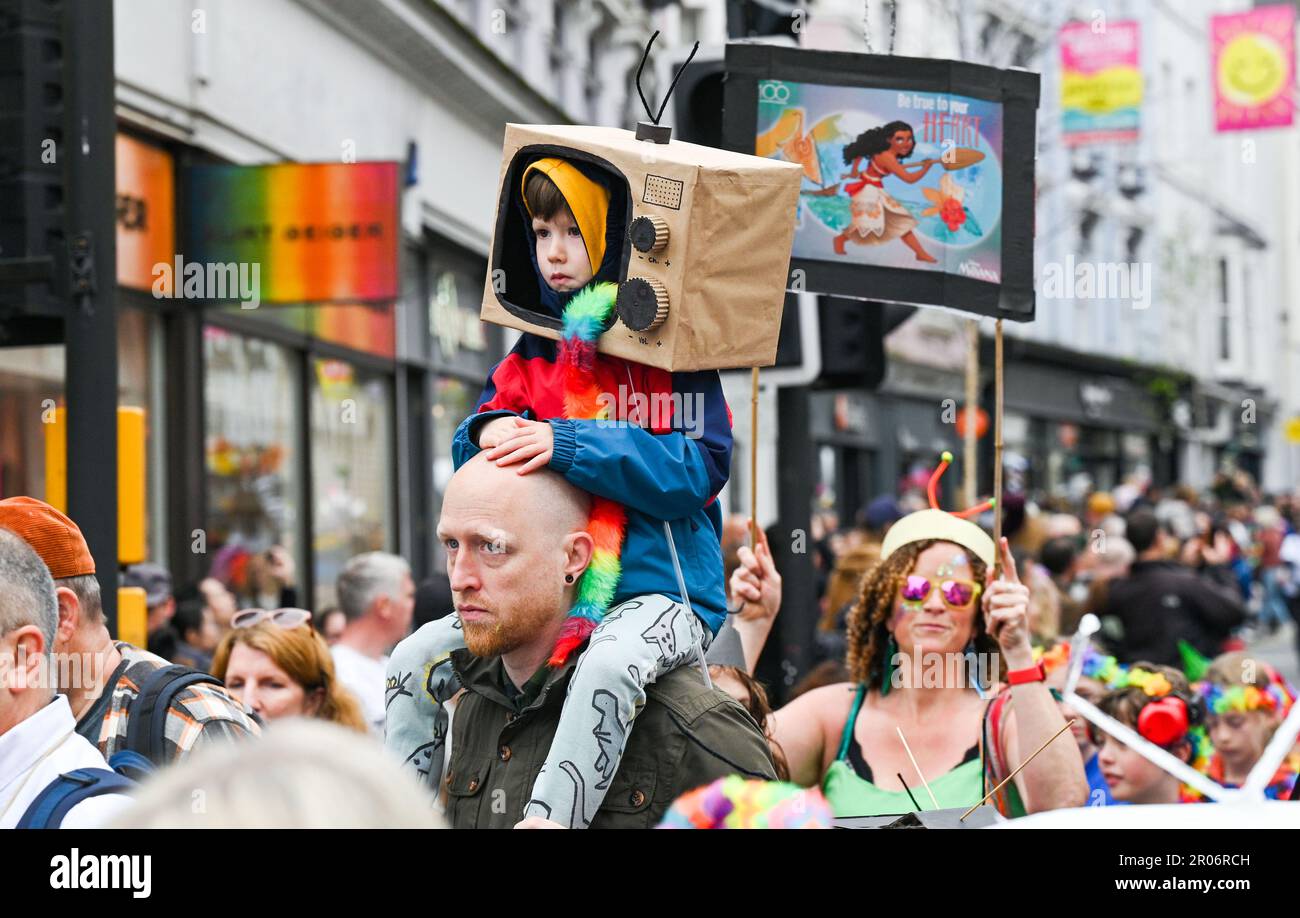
[1000,356,1169,502]
[182,161,501,609]
[4,132,504,618]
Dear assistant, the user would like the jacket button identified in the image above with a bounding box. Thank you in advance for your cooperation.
[629,789,646,807]
[468,778,479,792]
[499,745,512,762]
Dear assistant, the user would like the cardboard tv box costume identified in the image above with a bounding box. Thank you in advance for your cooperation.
[480,123,803,372]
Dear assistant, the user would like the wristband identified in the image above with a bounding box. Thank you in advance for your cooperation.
[1006,663,1046,686]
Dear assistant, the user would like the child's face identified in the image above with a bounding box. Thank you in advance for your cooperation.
[1097,733,1184,804]
[1207,710,1273,771]
[533,208,593,293]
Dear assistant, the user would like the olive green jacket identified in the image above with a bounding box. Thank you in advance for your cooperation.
[444,649,777,828]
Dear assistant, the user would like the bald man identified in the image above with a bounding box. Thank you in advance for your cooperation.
[385,453,774,828]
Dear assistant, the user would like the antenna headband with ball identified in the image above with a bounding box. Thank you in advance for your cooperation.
[879,453,996,567]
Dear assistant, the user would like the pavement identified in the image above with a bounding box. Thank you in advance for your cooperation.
[1244,621,1300,686]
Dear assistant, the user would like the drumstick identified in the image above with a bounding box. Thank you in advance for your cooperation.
[897,773,923,812]
[960,719,1075,821]
[896,726,940,809]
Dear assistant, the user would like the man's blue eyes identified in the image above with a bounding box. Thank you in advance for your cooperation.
[444,539,505,553]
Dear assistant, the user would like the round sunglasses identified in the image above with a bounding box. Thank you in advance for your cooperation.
[231,607,313,630]
[900,575,981,609]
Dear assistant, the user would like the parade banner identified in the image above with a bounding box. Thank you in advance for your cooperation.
[1059,20,1142,146]
[755,82,1004,286]
[1212,6,1295,132]
[184,162,399,303]
[724,44,1040,322]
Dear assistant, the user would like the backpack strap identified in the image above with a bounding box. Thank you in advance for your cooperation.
[125,665,222,765]
[16,768,135,829]
[107,749,156,782]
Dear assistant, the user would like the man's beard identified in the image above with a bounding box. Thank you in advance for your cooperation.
[460,589,563,659]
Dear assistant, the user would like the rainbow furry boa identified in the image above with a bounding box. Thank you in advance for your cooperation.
[548,282,628,666]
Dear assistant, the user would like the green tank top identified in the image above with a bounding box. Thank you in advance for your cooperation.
[821,684,1026,818]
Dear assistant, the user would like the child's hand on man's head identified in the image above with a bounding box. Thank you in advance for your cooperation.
[484,417,554,475]
[477,417,517,450]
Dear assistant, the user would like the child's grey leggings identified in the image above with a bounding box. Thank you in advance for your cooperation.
[384,593,710,828]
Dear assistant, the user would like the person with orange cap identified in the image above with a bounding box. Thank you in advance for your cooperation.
[0,497,260,766]
[386,155,736,828]
[0,529,135,827]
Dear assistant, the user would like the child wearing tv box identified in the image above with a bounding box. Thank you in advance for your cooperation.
[386,155,740,828]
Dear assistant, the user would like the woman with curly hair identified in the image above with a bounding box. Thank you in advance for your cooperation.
[731,509,1088,818]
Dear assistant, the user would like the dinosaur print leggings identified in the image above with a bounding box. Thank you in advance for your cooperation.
[384,594,711,828]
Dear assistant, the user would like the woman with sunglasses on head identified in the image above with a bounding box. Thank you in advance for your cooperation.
[212,609,368,733]
[731,464,1088,818]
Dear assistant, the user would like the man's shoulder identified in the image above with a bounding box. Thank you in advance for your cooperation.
[642,665,752,726]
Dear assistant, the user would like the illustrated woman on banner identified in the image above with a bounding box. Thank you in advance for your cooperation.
[834,120,938,262]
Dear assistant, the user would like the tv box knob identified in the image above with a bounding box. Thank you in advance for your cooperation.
[628,215,669,254]
[616,277,669,333]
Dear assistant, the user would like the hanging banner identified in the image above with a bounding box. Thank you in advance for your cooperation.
[724,44,1040,322]
[1059,20,1142,146]
[116,134,175,292]
[1212,5,1295,132]
[184,162,400,304]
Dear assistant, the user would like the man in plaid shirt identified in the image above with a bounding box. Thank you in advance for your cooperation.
[0,498,260,763]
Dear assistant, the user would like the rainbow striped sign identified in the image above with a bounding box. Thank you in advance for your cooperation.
[185,162,399,303]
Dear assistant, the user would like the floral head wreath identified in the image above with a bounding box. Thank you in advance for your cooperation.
[1196,665,1297,717]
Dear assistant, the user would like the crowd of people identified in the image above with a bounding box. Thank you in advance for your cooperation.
[757,466,1300,813]
[4,457,1295,828]
[3,131,1299,830]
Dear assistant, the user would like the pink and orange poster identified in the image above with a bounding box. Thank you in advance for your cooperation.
[1212,6,1295,132]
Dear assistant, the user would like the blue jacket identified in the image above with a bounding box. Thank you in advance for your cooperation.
[451,333,732,636]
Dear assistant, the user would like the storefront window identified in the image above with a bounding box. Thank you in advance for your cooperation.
[0,346,63,501]
[203,327,303,606]
[431,375,478,567]
[310,357,394,610]
[118,306,166,561]
[214,302,396,359]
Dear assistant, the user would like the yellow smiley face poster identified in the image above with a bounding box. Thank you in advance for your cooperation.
[1212,6,1295,132]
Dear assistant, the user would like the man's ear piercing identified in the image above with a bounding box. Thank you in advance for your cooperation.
[565,573,575,583]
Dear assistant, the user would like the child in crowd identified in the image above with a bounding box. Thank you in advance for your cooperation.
[1188,652,1297,801]
[1039,642,1121,806]
[1093,663,1203,805]
[386,156,733,828]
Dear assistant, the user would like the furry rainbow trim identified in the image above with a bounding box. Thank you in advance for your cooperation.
[549,283,628,666]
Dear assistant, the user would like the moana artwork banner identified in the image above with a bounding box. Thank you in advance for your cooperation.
[756,82,1004,284]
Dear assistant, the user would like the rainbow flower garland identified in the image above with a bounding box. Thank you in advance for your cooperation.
[1195,675,1296,717]
[657,776,834,829]
[548,282,628,667]
[1035,643,1121,685]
